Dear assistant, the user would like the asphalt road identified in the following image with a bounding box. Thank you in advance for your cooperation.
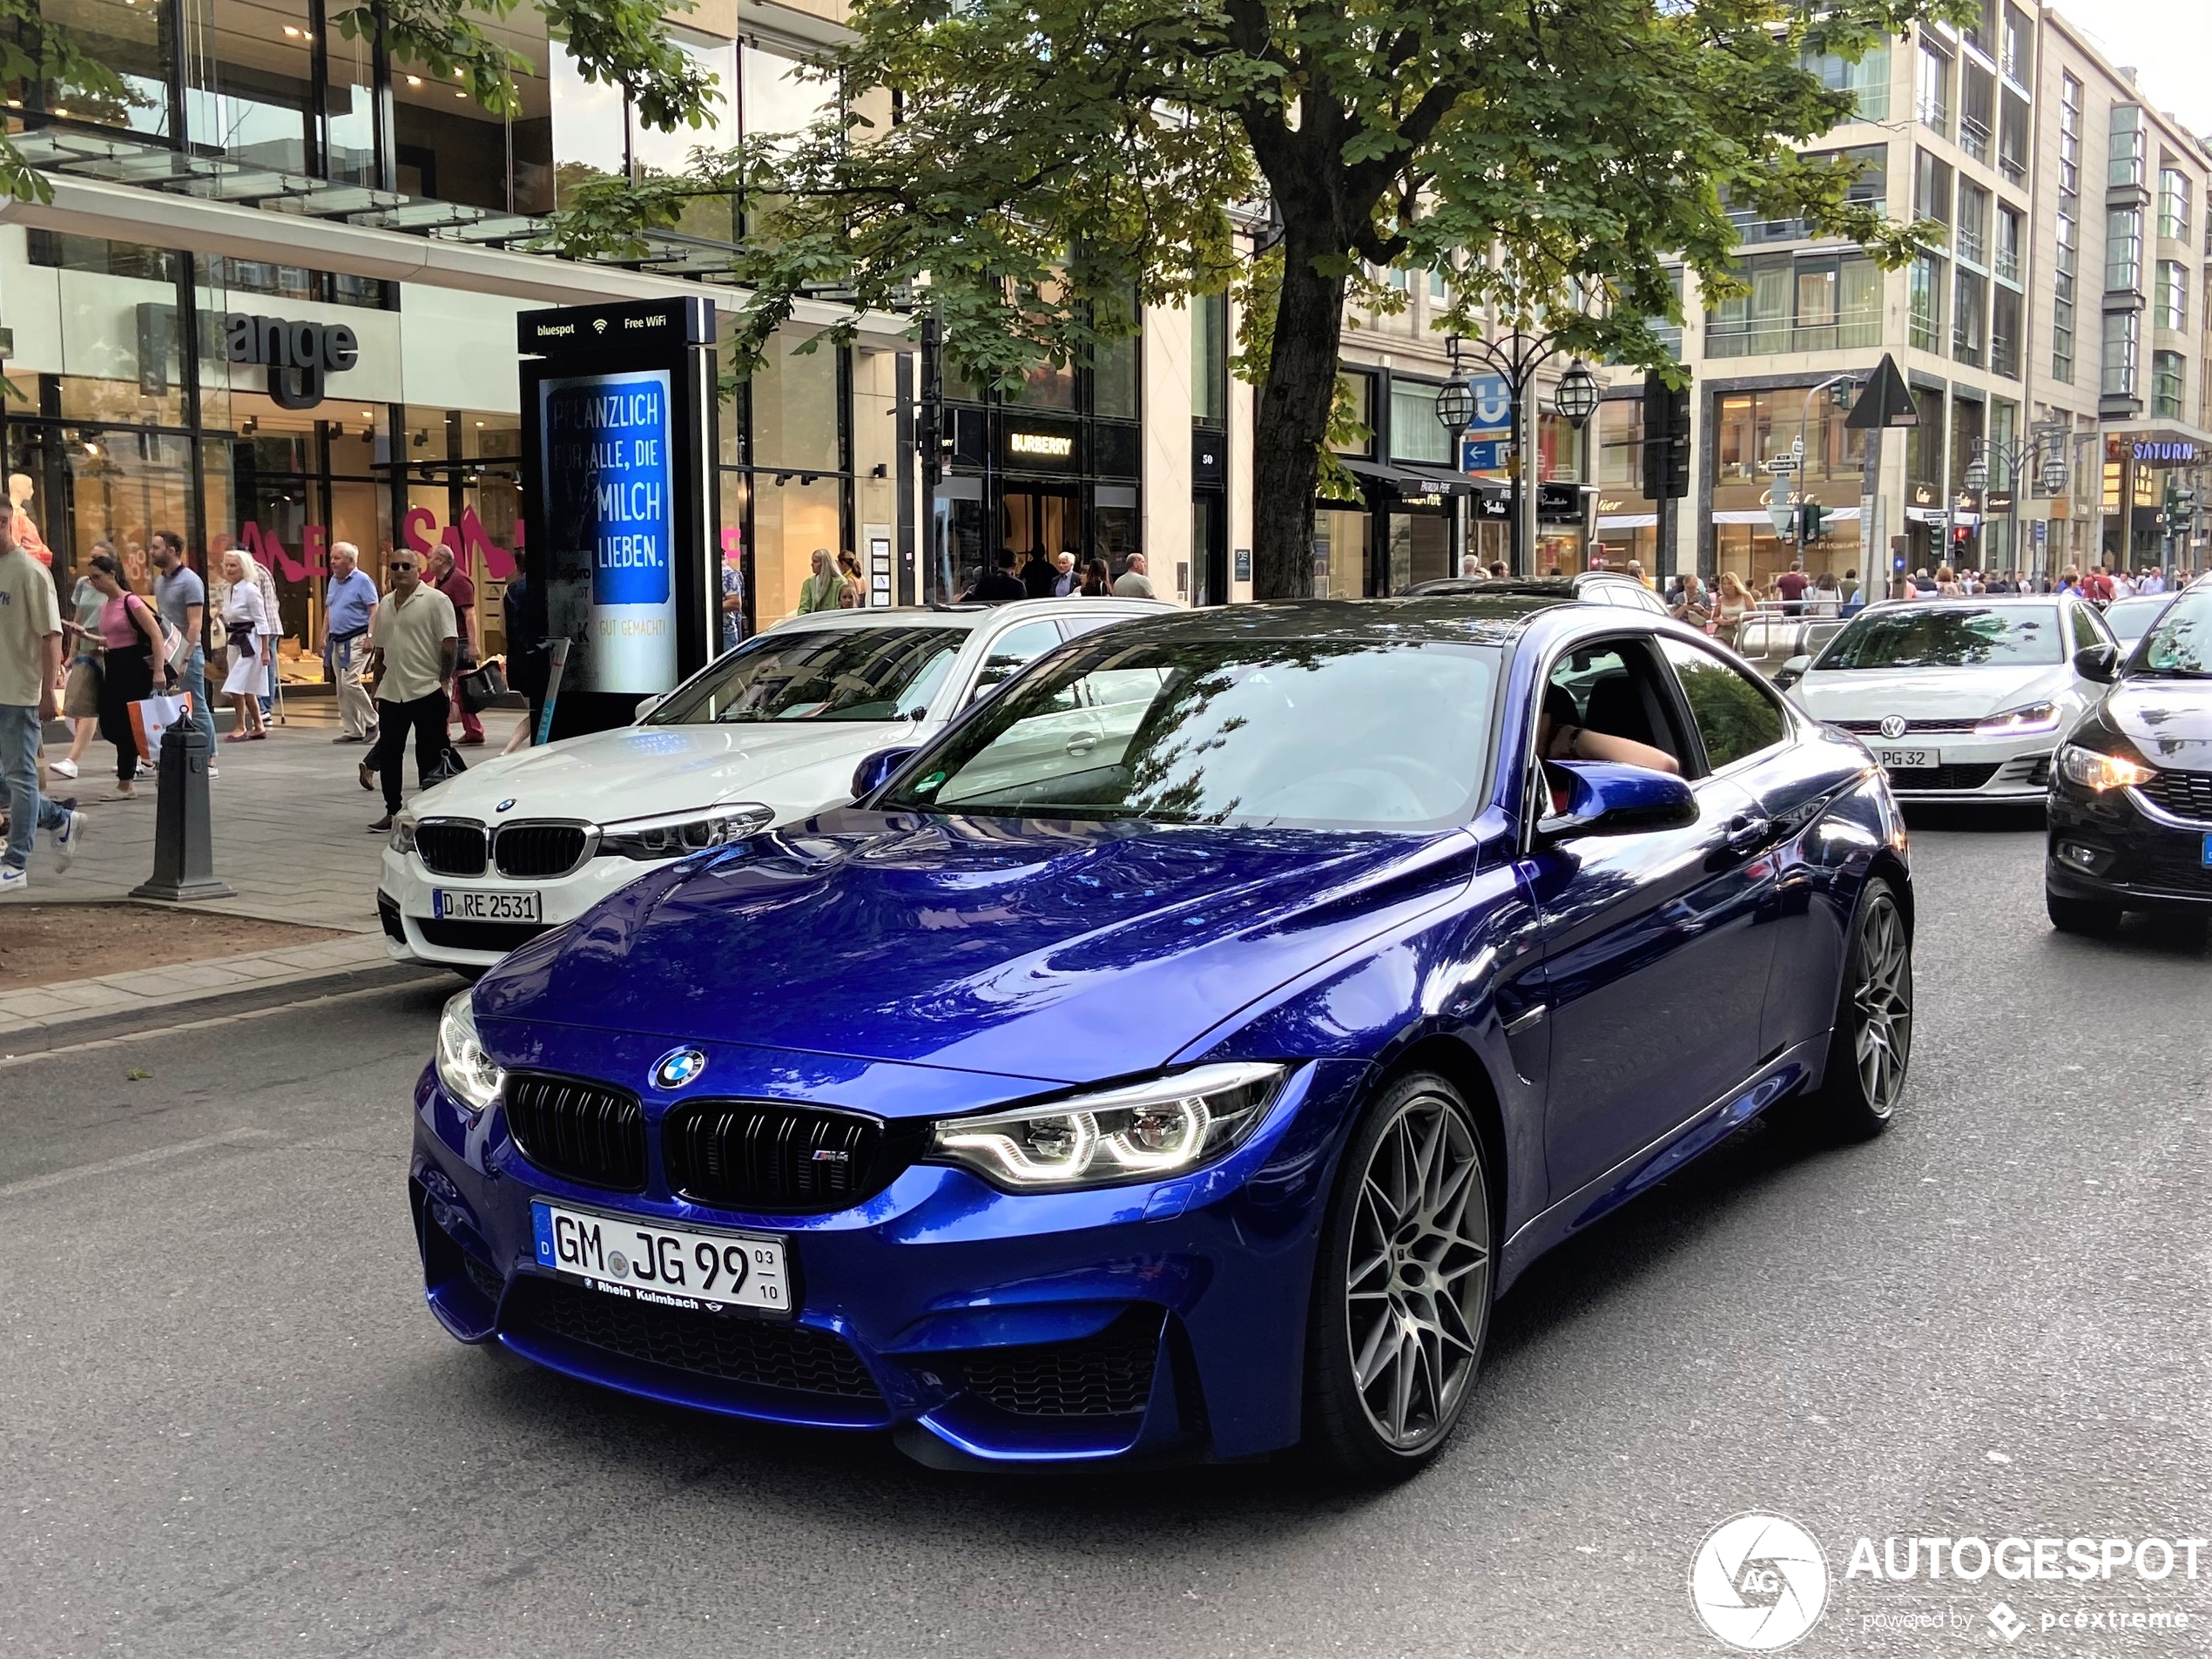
[3,813,2209,1659]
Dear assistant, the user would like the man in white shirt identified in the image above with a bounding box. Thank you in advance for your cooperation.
[360,550,458,833]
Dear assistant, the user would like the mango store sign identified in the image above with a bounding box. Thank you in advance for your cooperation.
[221,505,516,585]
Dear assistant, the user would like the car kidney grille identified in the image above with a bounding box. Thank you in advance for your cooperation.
[503,1073,647,1192]
[496,824,590,879]
[509,1278,881,1398]
[415,821,488,876]
[663,1101,902,1211]
[960,1311,1162,1418]
[1879,762,2001,792]
[2140,770,2212,820]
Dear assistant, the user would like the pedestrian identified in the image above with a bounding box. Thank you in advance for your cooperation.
[217,549,270,745]
[1051,551,1079,597]
[86,550,172,798]
[1459,553,1480,578]
[1775,558,1810,616]
[1840,566,1860,608]
[1716,570,1755,639]
[426,544,484,746]
[1079,557,1112,597]
[797,547,844,613]
[1811,571,1841,616]
[50,549,109,781]
[961,549,1025,603]
[1018,546,1057,598]
[1671,573,1714,631]
[147,532,216,767]
[2141,566,2167,597]
[1113,552,1157,597]
[321,540,380,745]
[361,547,458,833]
[718,543,745,652]
[1627,559,1652,590]
[502,545,549,756]
[837,550,864,608]
[1487,562,1507,578]
[0,497,86,893]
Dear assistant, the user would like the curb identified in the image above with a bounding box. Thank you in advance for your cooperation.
[0,959,451,1055]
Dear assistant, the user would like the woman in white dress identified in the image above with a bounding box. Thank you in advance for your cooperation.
[219,550,270,740]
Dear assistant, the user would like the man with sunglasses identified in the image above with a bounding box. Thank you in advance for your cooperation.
[359,550,458,833]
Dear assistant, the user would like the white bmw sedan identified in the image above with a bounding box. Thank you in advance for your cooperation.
[377,596,1169,973]
[1784,595,2121,802]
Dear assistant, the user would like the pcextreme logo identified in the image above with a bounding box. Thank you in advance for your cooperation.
[1689,1513,1831,1651]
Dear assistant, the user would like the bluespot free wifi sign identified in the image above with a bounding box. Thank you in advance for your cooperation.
[540,368,676,694]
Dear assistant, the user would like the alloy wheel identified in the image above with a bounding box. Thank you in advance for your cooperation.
[1851,893,1913,1115]
[1343,1092,1492,1453]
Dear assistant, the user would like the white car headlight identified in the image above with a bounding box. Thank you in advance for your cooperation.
[388,813,417,855]
[929,1063,1285,1191]
[598,804,773,861]
[1973,700,2062,737]
[435,989,504,1113]
[2055,743,2155,792]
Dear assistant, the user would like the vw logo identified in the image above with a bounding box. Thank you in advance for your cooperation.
[496,798,517,813]
[1878,715,1908,740]
[651,1047,708,1089]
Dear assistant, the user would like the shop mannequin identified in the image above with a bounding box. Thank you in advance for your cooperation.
[8,475,50,567]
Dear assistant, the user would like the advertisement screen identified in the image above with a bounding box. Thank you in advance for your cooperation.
[539,368,677,695]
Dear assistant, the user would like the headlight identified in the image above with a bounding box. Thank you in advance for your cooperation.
[388,814,416,855]
[1973,700,2061,737]
[598,804,772,860]
[2055,743,2155,792]
[435,988,504,1113]
[929,1062,1285,1190]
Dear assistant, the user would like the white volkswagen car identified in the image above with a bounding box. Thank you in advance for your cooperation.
[377,597,1169,973]
[1784,595,2121,802]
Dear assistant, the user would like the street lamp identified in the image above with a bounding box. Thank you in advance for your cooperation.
[2040,455,2068,496]
[1554,361,1600,429]
[1433,376,1476,444]
[1964,456,1989,492]
[1452,328,1588,576]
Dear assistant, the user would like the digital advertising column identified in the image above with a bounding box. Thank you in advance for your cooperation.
[517,297,718,739]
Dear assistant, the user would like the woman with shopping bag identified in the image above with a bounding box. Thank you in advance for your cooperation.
[219,550,270,743]
[83,552,170,800]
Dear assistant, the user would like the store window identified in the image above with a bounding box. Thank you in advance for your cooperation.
[742,41,835,147]
[740,329,846,622]
[189,0,315,173]
[1332,372,1374,457]
[3,0,174,138]
[1389,379,1452,466]
[629,29,738,239]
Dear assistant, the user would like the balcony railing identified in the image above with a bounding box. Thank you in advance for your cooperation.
[1959,116,1993,165]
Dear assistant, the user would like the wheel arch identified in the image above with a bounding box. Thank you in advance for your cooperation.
[1366,1033,1510,1260]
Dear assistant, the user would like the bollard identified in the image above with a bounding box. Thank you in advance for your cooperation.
[130,722,234,901]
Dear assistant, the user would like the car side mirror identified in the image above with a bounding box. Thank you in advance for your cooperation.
[1535,760,1699,843]
[2073,644,2119,683]
[852,746,920,801]
[1772,654,1812,690]
[632,692,665,723]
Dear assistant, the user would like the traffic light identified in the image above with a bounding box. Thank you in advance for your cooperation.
[1641,370,1691,501]
[1798,501,1826,543]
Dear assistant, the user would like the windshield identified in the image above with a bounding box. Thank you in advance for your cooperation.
[1813,606,2062,670]
[648,626,968,725]
[2134,591,2212,678]
[881,634,1501,828]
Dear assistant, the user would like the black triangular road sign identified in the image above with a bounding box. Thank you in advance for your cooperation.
[1846,353,1918,429]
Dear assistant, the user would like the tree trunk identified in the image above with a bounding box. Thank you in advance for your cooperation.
[1251,226,1350,600]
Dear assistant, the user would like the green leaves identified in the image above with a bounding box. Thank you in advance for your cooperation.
[333,0,535,118]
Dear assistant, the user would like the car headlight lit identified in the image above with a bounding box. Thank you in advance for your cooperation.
[598,804,772,861]
[2055,743,2155,792]
[929,1062,1286,1190]
[388,813,416,855]
[1973,700,2061,737]
[435,988,504,1113]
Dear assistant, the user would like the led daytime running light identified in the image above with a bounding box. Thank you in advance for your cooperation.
[1973,701,2062,737]
[435,988,505,1113]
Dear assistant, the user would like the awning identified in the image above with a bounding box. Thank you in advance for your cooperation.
[1339,458,1474,499]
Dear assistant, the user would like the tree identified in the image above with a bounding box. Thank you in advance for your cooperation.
[543,0,1959,597]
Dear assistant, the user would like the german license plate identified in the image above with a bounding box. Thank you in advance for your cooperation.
[1874,749,1932,771]
[433,888,541,922]
[530,1201,790,1317]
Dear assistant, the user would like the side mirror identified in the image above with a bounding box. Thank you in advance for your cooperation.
[632,692,665,724]
[1536,760,1699,843]
[1772,654,1812,690]
[852,745,920,801]
[2073,644,2120,684]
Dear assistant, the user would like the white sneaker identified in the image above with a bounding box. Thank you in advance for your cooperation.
[49,758,78,780]
[55,810,86,873]
[207,765,219,779]
[0,867,25,894]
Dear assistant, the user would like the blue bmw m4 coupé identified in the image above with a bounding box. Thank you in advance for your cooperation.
[410,594,1914,1479]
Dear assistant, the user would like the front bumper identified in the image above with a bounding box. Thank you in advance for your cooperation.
[2047,779,2212,911]
[408,1055,1361,1466]
[378,844,676,968]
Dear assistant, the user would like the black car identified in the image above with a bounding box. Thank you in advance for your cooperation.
[2046,586,2212,933]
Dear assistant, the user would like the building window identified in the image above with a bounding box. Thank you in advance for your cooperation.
[1955,182,1990,268]
[2155,260,2188,332]
[2151,351,2185,418]
[1952,269,1986,366]
[1388,379,1452,465]
[2105,207,2142,293]
[2102,310,2139,400]
[1190,293,1227,427]
[2052,210,2075,381]
[1991,285,2020,379]
[1705,253,1880,357]
[1993,204,2021,282]
[1916,40,1950,135]
[1909,255,1945,352]
[2108,105,2143,190]
[2058,75,2082,197]
[1998,91,2030,187]
[1913,148,1952,227]
[1958,61,1993,164]
[2001,4,2031,84]
[1804,40,1892,122]
[2158,169,2191,241]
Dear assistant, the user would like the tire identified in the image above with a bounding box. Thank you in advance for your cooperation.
[1304,1071,1494,1482]
[1807,877,1913,1140]
[2047,889,2124,936]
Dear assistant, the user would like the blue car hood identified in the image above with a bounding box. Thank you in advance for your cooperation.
[478,810,1477,1084]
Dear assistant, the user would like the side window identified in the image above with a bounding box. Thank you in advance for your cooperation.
[1545,641,1688,767]
[1057,612,1127,644]
[2068,604,2112,652]
[971,620,1065,698]
[1658,637,1789,771]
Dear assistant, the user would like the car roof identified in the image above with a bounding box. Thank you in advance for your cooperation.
[759,597,1171,635]
[1050,595,1575,651]
[1405,576,1618,600]
[1856,595,2064,610]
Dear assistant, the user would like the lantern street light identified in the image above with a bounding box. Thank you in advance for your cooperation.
[1433,376,1476,445]
[2040,455,2068,496]
[1964,455,1990,493]
[1449,328,1595,575]
[1554,361,1600,429]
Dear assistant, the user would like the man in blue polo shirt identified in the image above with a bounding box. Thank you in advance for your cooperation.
[321,541,381,743]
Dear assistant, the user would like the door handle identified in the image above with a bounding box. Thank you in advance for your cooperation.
[1724,813,1774,853]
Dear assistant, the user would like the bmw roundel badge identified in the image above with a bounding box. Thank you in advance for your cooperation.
[496,798,517,813]
[652,1047,708,1089]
